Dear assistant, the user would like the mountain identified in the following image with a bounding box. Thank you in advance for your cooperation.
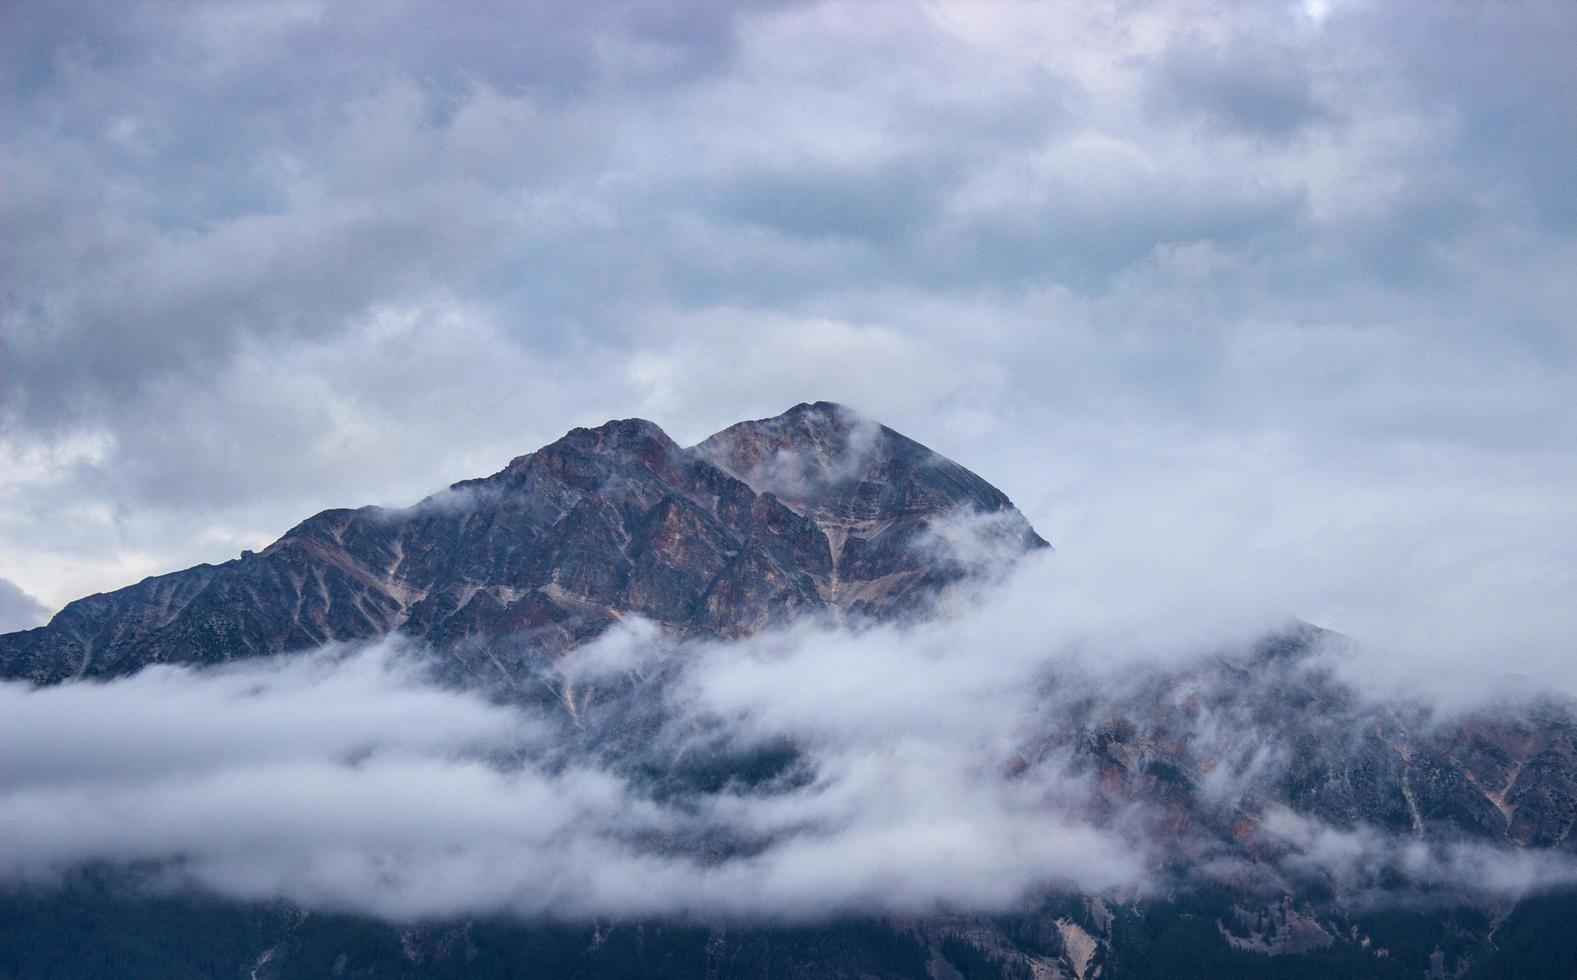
[2,403,1575,979]
[0,402,1044,684]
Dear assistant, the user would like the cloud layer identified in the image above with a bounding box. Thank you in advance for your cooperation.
[4,543,1572,922]
[0,619,1146,922]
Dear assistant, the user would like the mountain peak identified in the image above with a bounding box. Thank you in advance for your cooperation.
[692,402,877,503]
[694,404,1045,539]
[1,404,1047,683]
[781,399,859,419]
[561,416,672,446]
[495,416,675,477]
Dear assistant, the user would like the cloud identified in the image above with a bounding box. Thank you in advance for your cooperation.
[1261,807,1577,905]
[3,527,1569,923]
[626,311,995,441]
[0,624,1147,922]
[1145,35,1328,140]
[0,578,50,633]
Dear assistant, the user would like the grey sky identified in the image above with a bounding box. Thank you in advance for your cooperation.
[2,0,1574,688]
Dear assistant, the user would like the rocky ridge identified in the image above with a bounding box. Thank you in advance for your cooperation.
[2,402,1575,979]
[0,402,1044,684]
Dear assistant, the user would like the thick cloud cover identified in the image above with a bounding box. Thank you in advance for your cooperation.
[4,541,1574,922]
[2,4,1575,705]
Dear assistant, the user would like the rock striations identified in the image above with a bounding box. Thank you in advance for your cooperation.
[0,402,1045,684]
[3,402,1577,978]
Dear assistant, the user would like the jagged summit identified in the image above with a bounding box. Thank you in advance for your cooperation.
[0,405,1047,684]
[697,402,1048,536]
[491,416,679,480]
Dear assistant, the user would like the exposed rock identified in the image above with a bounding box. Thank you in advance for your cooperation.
[0,403,1044,684]
[1055,918,1099,979]
[3,402,1577,977]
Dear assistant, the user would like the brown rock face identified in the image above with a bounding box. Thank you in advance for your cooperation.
[0,403,1046,684]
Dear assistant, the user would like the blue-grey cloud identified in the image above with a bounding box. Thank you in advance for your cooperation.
[0,578,50,634]
[1146,35,1328,140]
[0,0,1573,695]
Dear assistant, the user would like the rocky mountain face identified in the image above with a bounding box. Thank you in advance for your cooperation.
[3,403,1575,979]
[1042,627,1577,851]
[0,402,1044,685]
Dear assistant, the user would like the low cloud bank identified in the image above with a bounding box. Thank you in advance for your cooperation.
[2,545,1573,922]
[1261,808,1577,906]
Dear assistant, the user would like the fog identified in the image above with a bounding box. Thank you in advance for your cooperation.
[4,537,1571,922]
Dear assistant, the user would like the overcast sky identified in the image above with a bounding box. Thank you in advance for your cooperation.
[2,0,1574,687]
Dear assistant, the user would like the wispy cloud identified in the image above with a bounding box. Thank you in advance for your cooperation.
[4,536,1570,922]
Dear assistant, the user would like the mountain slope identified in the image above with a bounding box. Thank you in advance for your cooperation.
[3,403,1574,979]
[0,403,1045,684]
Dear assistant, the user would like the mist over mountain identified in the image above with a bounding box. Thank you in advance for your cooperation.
[3,404,1575,979]
[6,0,1576,974]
